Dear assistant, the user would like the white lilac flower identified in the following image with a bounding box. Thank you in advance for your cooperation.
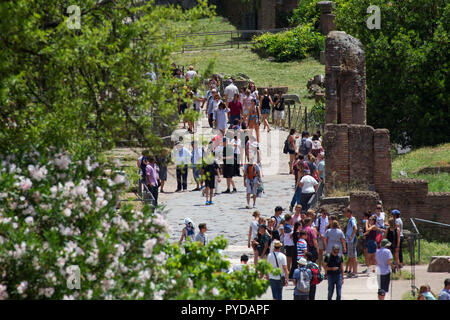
[0,284,8,300]
[44,288,54,298]
[87,289,93,299]
[54,154,71,170]
[105,269,114,279]
[17,281,28,295]
[143,239,157,258]
[211,287,220,296]
[63,295,75,300]
[113,175,126,185]
[28,165,48,181]
[63,208,72,217]
[25,216,34,226]
[19,178,32,191]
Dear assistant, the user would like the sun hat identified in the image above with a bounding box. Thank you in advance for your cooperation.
[298,257,308,266]
[273,240,282,248]
[184,217,194,226]
[381,239,392,248]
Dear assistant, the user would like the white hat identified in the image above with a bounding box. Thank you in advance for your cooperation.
[298,257,307,266]
[184,218,193,225]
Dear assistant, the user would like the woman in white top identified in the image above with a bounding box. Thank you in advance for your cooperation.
[248,211,261,264]
[242,89,253,125]
[299,170,318,213]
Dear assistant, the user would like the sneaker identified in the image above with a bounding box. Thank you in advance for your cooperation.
[193,187,200,191]
[210,201,214,205]
[205,201,210,205]
[222,189,231,194]
[232,188,237,193]
[344,270,350,274]
[246,205,250,209]
[361,269,368,274]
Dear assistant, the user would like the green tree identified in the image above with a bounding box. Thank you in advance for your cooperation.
[0,0,213,155]
[334,0,449,147]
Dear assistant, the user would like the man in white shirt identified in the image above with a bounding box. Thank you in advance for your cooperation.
[374,204,386,229]
[191,141,204,191]
[224,76,239,104]
[185,65,197,80]
[172,143,192,192]
[315,208,329,272]
[267,240,289,300]
[299,170,318,213]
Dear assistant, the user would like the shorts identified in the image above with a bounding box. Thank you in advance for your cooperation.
[379,273,390,292]
[223,164,234,178]
[367,240,377,254]
[261,108,271,115]
[274,110,285,121]
[347,240,357,258]
[246,178,258,195]
[205,177,215,189]
[288,149,295,155]
[318,237,325,250]
[284,245,296,258]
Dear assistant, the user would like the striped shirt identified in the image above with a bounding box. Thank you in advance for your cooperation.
[297,239,307,260]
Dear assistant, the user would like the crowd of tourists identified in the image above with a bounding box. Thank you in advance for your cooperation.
[139,65,448,301]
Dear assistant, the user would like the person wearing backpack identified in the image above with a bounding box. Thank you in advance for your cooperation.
[243,161,262,209]
[324,244,344,300]
[293,257,312,300]
[298,131,312,159]
[305,251,323,300]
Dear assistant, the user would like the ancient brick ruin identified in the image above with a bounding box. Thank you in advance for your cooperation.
[323,31,450,226]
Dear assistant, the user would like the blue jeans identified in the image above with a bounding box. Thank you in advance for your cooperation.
[269,279,283,300]
[290,186,302,208]
[327,273,342,300]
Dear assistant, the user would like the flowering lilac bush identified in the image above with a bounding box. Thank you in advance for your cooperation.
[0,147,172,299]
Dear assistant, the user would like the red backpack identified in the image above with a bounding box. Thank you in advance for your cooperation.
[308,262,323,285]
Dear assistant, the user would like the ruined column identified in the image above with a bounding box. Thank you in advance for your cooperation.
[325,31,366,125]
[317,1,336,35]
[258,0,276,30]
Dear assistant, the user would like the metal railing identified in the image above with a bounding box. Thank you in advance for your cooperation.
[174,28,292,53]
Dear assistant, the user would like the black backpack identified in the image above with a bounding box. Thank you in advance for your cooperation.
[299,138,308,155]
[283,137,289,154]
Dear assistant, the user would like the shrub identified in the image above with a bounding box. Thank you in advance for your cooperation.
[0,147,271,299]
[253,24,325,62]
[289,0,322,29]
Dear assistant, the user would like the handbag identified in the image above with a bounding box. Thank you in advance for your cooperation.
[376,232,383,245]
[274,252,286,284]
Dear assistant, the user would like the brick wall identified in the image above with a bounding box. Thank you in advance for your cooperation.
[324,124,349,190]
[373,129,391,201]
[349,191,380,220]
[349,125,374,186]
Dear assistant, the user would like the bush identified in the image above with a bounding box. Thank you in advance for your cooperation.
[289,0,322,29]
[0,147,271,299]
[253,24,325,62]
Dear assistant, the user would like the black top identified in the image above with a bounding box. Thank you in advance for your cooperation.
[387,228,398,249]
[203,160,219,180]
[324,253,343,275]
[261,95,271,110]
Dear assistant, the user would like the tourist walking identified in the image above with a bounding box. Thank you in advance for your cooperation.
[315,208,329,272]
[299,169,319,213]
[303,217,319,263]
[293,257,312,300]
[248,210,261,264]
[344,208,358,278]
[145,156,159,206]
[281,214,295,277]
[438,279,450,300]
[253,224,271,263]
[287,129,296,174]
[311,134,323,157]
[267,240,289,300]
[392,209,404,268]
[247,99,261,143]
[272,90,285,129]
[214,102,230,136]
[324,220,346,255]
[229,255,249,273]
[317,152,325,183]
[305,251,322,300]
[243,161,262,209]
[289,156,303,212]
[224,76,239,104]
[385,217,401,272]
[230,134,241,177]
[324,244,344,300]
[364,216,379,268]
[195,223,209,246]
[156,149,169,193]
[242,89,253,125]
[201,151,221,205]
[179,217,196,245]
[259,89,273,132]
[191,141,204,191]
[361,212,372,273]
[228,93,243,127]
[375,239,393,297]
[172,142,191,192]
[222,137,237,193]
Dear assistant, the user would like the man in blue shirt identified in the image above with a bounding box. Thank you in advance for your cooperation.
[375,239,393,295]
[438,278,450,300]
[344,208,358,278]
[293,257,312,300]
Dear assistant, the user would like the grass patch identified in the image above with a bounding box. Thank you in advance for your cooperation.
[392,143,450,192]
[402,290,417,300]
[172,18,324,110]
[391,270,414,280]
[402,239,450,265]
